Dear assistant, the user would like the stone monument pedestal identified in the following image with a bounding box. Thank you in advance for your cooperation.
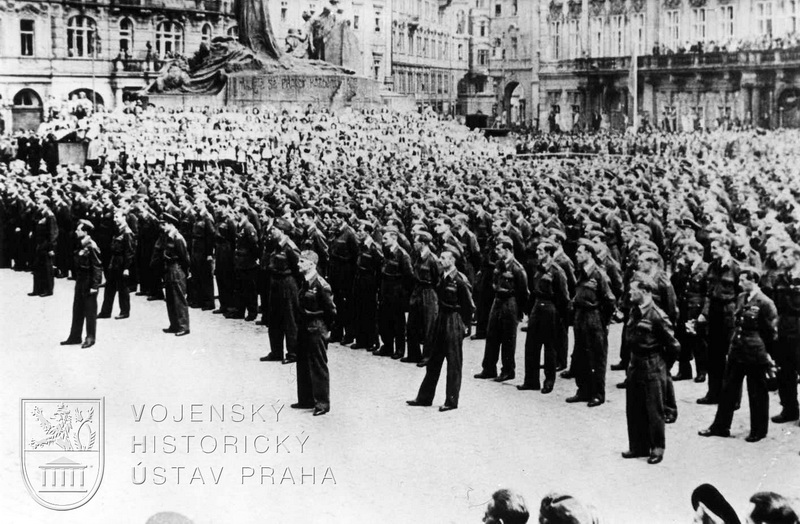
[225,71,382,110]
[147,72,386,112]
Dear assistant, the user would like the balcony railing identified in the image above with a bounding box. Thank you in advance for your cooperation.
[541,48,800,74]
[114,58,165,73]
[109,0,227,12]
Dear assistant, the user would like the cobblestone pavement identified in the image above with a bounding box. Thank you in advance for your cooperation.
[1,269,798,523]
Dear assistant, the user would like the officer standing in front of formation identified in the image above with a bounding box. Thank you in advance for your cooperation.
[98,212,136,320]
[30,197,57,297]
[622,276,680,465]
[407,246,474,412]
[697,236,741,405]
[156,213,190,336]
[699,265,778,442]
[61,220,102,348]
[567,239,616,407]
[518,239,569,394]
[474,235,528,382]
[293,250,336,417]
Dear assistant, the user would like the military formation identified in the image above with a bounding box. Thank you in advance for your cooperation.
[2,105,800,456]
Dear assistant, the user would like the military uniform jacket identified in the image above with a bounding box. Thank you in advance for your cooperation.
[624,301,680,362]
[381,245,413,284]
[162,230,190,281]
[492,257,529,319]
[214,213,237,263]
[530,261,570,317]
[573,262,616,324]
[234,220,259,270]
[300,225,329,268]
[355,240,383,278]
[34,209,58,254]
[772,271,800,317]
[109,226,136,271]
[455,228,482,271]
[74,237,103,294]
[437,268,475,326]
[702,257,741,317]
[329,225,359,265]
[671,259,708,326]
[413,250,440,289]
[191,211,216,261]
[651,269,679,323]
[299,273,337,329]
[268,238,300,277]
[730,289,778,365]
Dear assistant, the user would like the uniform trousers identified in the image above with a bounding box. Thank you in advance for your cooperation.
[523,301,561,387]
[416,311,465,407]
[100,269,130,316]
[473,270,494,337]
[353,273,379,348]
[481,297,519,376]
[379,280,407,356]
[68,285,97,342]
[164,270,190,332]
[32,251,54,295]
[573,308,608,401]
[328,261,355,341]
[268,275,299,359]
[706,302,737,401]
[626,353,667,455]
[233,267,258,317]
[406,287,439,361]
[776,316,800,417]
[296,319,330,411]
[709,359,770,438]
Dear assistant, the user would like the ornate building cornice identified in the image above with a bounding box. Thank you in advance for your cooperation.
[631,0,645,12]
[664,0,682,9]
[688,0,706,7]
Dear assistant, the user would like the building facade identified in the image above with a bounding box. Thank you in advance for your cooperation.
[538,0,800,130]
[0,0,237,131]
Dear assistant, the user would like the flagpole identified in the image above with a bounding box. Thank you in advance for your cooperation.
[630,15,638,132]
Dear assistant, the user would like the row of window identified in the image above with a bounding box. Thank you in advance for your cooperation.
[393,69,453,96]
[15,16,233,58]
[549,1,799,60]
[393,28,464,61]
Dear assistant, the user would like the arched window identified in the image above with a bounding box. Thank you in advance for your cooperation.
[201,23,213,45]
[226,25,239,38]
[67,16,98,58]
[13,88,42,107]
[119,18,134,56]
[156,20,184,56]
